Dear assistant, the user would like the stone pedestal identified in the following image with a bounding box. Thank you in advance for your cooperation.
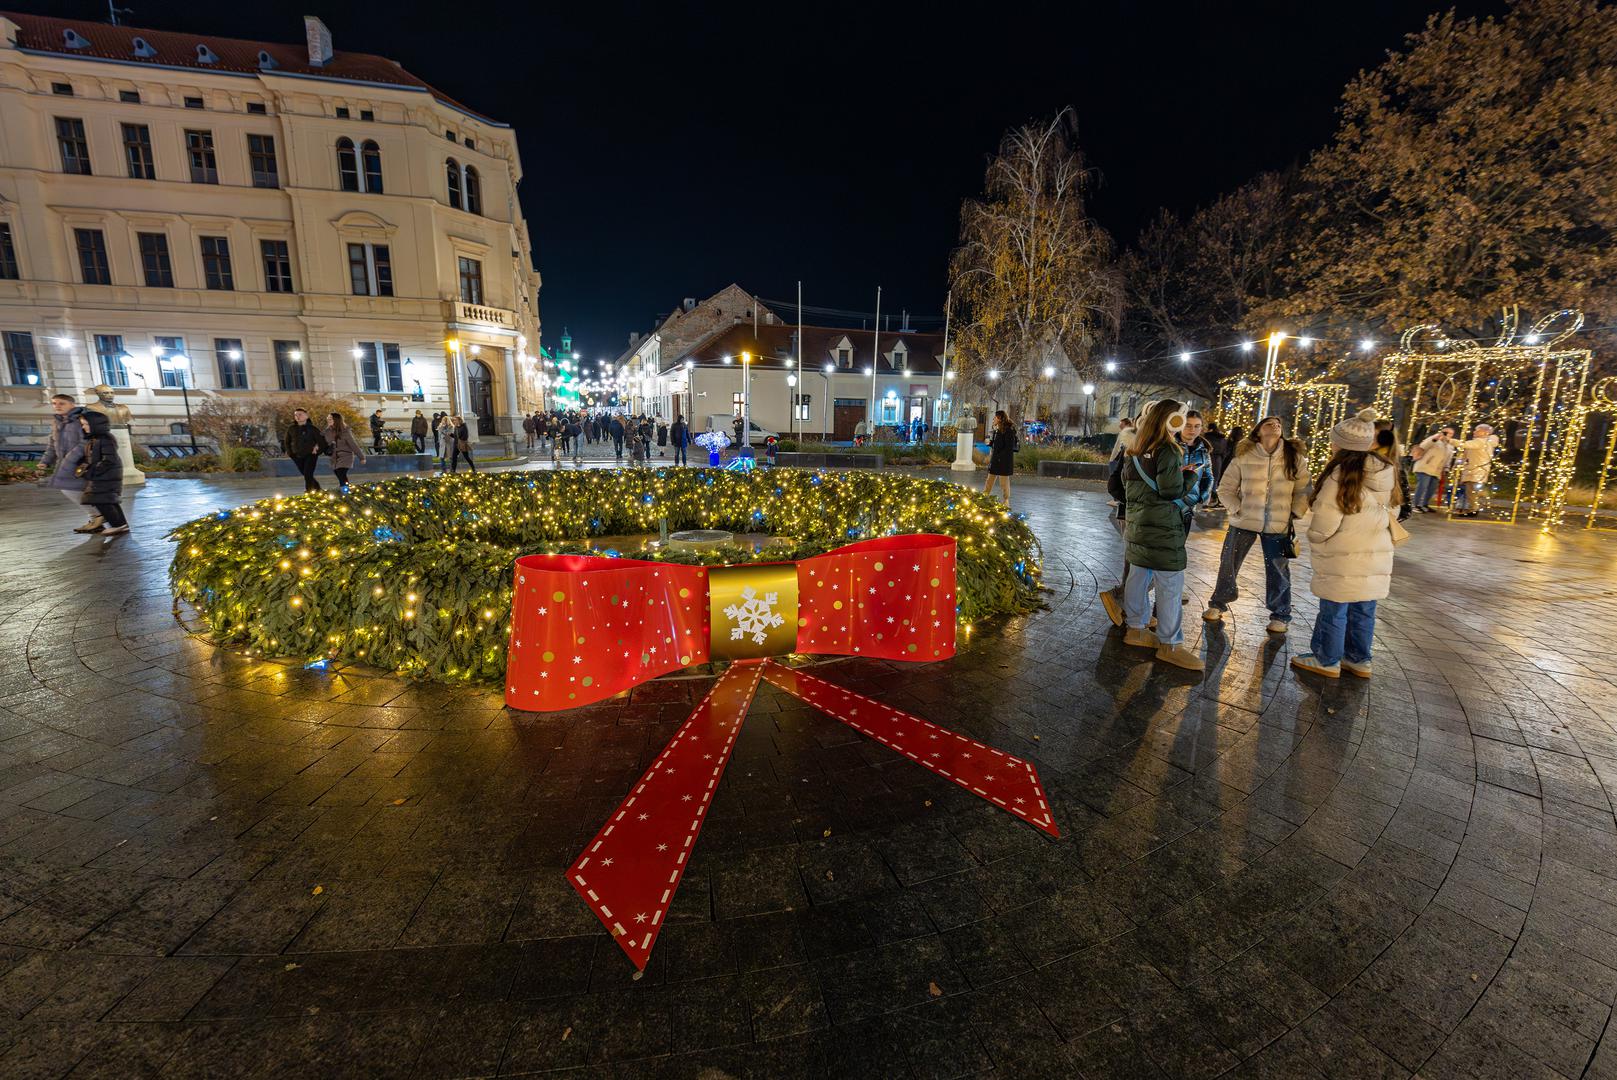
[114,427,146,487]
[950,431,976,472]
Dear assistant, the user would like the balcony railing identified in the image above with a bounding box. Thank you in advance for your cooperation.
[451,301,517,329]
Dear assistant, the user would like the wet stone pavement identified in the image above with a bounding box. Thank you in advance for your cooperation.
[2,468,1617,1079]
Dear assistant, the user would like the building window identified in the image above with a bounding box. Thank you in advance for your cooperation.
[1108,393,1121,419]
[837,347,851,369]
[200,235,234,290]
[215,338,247,389]
[795,394,812,421]
[446,159,461,210]
[335,106,350,119]
[95,334,129,387]
[361,140,383,193]
[52,82,73,96]
[3,332,40,386]
[154,335,187,387]
[356,341,403,392]
[360,109,374,122]
[186,129,218,183]
[458,257,483,305]
[444,130,455,142]
[75,228,110,285]
[336,138,359,191]
[183,96,203,109]
[464,166,481,215]
[274,340,305,390]
[138,232,174,287]
[56,118,91,174]
[246,101,266,115]
[0,224,18,280]
[880,397,899,423]
[247,134,278,188]
[119,89,140,103]
[260,239,293,293]
[347,243,393,297]
[122,123,155,179]
[463,136,474,150]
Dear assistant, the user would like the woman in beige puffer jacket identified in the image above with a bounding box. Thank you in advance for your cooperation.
[1204,416,1311,632]
[1293,408,1398,680]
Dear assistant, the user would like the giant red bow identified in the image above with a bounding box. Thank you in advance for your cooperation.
[505,535,1058,969]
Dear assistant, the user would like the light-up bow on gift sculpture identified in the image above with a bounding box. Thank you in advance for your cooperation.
[505,534,1058,969]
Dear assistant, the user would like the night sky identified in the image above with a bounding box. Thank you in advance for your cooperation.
[16,0,1503,364]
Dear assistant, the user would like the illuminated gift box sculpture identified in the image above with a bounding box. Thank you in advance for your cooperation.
[505,534,1059,969]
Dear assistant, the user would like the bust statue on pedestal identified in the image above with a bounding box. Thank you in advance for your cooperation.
[81,384,145,486]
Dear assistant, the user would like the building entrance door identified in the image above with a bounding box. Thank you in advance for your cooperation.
[833,399,866,441]
[467,360,496,436]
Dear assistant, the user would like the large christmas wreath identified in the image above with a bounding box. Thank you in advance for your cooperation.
[168,469,1041,683]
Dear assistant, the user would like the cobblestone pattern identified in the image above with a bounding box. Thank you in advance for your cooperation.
[1,472,1615,1078]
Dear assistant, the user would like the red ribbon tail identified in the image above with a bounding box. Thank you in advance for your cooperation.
[567,660,765,970]
[761,661,1059,838]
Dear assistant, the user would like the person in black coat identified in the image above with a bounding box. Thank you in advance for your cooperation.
[430,411,445,455]
[369,409,386,453]
[609,416,626,460]
[76,409,129,535]
[450,415,476,473]
[283,407,332,492]
[670,415,689,467]
[983,410,1018,508]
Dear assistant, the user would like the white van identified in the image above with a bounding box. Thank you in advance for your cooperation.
[705,414,778,445]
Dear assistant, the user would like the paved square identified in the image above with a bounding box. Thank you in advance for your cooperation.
[2,470,1616,1078]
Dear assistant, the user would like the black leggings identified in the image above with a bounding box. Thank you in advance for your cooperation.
[451,446,475,473]
[294,455,321,492]
[89,501,127,528]
[334,467,350,487]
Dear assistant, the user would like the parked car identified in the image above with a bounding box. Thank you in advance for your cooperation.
[705,414,778,446]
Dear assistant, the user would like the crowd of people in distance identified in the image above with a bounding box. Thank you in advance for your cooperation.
[517,410,693,467]
[1096,399,1480,680]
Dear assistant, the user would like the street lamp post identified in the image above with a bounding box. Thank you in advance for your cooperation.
[170,354,198,451]
[741,351,752,449]
[787,373,797,441]
[1082,382,1096,437]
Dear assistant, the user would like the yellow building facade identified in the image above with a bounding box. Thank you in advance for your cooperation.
[0,12,540,451]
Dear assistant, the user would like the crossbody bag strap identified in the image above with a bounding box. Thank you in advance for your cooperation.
[1131,454,1192,512]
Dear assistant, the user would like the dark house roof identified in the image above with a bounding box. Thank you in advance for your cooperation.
[1,11,497,124]
[671,323,946,375]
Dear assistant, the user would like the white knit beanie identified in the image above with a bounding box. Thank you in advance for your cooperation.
[1330,407,1378,452]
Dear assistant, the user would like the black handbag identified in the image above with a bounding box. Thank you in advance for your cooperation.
[1282,518,1300,559]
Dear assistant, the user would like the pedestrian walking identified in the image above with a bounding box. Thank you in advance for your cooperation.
[522,413,537,450]
[430,412,445,456]
[1204,422,1232,500]
[435,414,455,471]
[450,416,476,473]
[1451,423,1499,517]
[410,410,429,453]
[570,417,584,464]
[369,409,386,453]
[1292,408,1400,679]
[38,393,101,533]
[670,414,689,466]
[283,407,331,493]
[1203,416,1310,634]
[1375,424,1412,522]
[610,415,626,460]
[1117,399,1203,671]
[983,410,1018,508]
[657,421,668,456]
[325,412,365,490]
[75,409,129,535]
[1410,425,1456,512]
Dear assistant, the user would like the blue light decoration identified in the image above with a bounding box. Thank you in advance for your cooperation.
[303,658,330,671]
[215,510,231,520]
[722,455,755,472]
[372,525,404,542]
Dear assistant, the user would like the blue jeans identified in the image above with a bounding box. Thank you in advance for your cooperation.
[1208,527,1291,620]
[1311,599,1376,667]
[1123,565,1184,646]
[674,443,687,466]
[1412,472,1439,509]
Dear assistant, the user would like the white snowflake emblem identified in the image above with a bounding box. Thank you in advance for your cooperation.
[722,586,786,644]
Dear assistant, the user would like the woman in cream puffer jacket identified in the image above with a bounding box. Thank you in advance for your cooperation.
[1306,454,1397,603]
[1204,417,1311,631]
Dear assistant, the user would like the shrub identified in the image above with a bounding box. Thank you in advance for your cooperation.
[226,447,263,472]
[385,438,417,456]
[152,453,220,472]
[0,462,36,485]
[169,470,1043,684]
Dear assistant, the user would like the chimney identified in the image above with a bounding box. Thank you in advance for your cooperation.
[304,16,334,67]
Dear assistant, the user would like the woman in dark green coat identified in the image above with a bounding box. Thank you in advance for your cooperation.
[1117,400,1202,671]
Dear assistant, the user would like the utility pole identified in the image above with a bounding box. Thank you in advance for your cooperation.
[868,286,881,439]
[795,281,803,442]
[939,294,951,436]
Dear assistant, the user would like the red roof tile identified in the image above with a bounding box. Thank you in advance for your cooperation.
[1,11,498,124]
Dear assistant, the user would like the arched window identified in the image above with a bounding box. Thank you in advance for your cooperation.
[464,165,481,216]
[360,140,383,194]
[446,158,462,210]
[336,137,359,191]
